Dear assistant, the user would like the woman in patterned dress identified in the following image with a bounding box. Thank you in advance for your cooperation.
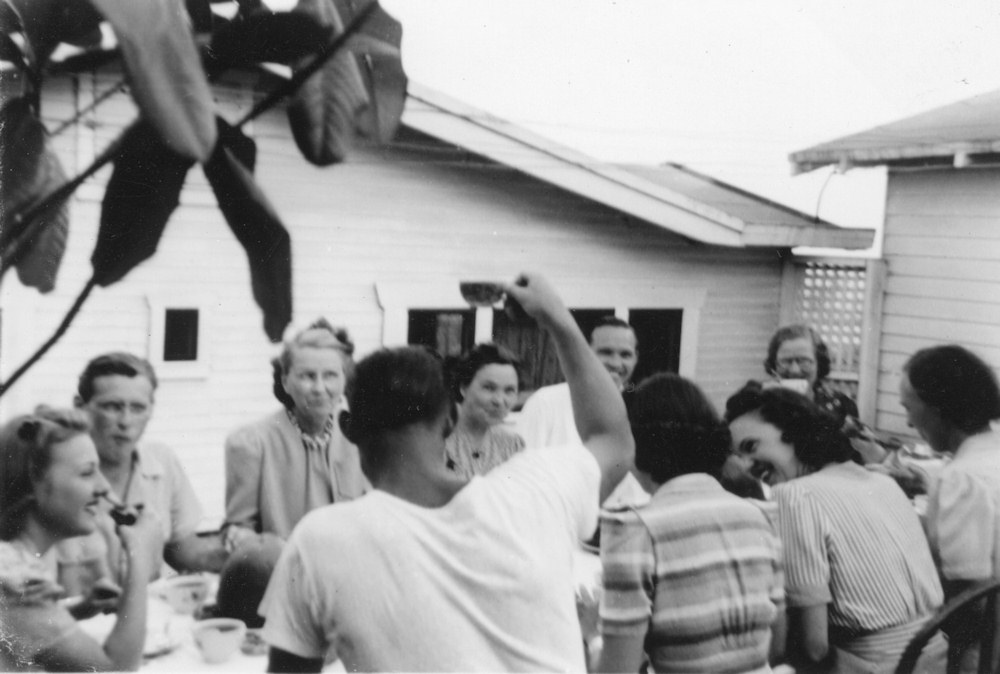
[0,406,162,671]
[443,343,525,478]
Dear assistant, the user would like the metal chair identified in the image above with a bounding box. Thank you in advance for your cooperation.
[895,578,1000,674]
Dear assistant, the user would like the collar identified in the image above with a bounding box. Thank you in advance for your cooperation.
[651,473,724,501]
[954,428,1000,461]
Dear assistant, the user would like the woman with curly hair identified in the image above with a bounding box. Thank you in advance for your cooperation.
[223,319,368,550]
[726,383,944,673]
[442,343,525,478]
[0,406,162,671]
[597,373,785,674]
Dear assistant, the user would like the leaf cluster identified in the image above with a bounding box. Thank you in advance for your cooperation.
[0,0,406,397]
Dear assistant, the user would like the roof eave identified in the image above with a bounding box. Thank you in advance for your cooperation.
[741,224,875,250]
[791,140,1000,174]
[403,84,748,247]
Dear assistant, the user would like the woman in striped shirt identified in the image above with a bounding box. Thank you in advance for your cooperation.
[598,374,785,674]
[726,383,945,673]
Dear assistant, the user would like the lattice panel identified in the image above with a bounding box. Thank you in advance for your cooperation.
[792,262,867,393]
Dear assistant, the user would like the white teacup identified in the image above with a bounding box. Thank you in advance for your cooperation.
[159,575,211,615]
[764,378,811,396]
[192,618,246,664]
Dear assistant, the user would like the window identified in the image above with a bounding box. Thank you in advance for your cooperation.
[163,309,199,361]
[407,309,476,357]
[146,296,211,379]
[376,280,705,388]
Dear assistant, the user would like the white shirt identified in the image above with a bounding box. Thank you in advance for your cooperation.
[261,444,601,672]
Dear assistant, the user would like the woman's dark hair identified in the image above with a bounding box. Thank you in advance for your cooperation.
[628,373,731,483]
[0,406,91,540]
[725,381,853,471]
[344,346,451,443]
[763,324,831,381]
[904,344,1000,433]
[445,343,520,402]
[272,318,355,410]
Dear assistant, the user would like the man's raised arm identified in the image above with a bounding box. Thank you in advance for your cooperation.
[505,274,634,502]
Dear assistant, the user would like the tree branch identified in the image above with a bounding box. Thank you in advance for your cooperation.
[0,277,97,398]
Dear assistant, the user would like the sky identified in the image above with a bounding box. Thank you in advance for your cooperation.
[375,0,1000,241]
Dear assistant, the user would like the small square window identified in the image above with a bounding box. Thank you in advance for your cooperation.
[163,309,199,362]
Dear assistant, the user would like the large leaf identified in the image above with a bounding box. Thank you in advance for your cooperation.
[87,0,217,162]
[0,97,69,292]
[207,10,329,68]
[91,121,194,286]
[3,0,103,69]
[203,119,291,342]
[286,0,406,166]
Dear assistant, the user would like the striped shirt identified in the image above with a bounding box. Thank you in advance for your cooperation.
[774,461,942,635]
[600,474,784,674]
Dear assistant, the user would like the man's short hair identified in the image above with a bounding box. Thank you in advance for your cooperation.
[588,316,636,344]
[77,352,158,403]
[344,346,451,442]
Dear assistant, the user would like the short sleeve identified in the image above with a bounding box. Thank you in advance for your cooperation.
[774,483,832,607]
[933,469,996,581]
[260,533,328,659]
[599,512,654,636]
[225,428,264,531]
[161,447,202,541]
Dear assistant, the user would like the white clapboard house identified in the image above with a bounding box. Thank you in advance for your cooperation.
[1,72,873,521]
[792,89,1000,441]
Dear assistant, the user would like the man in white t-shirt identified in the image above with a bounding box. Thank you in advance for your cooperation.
[261,273,634,672]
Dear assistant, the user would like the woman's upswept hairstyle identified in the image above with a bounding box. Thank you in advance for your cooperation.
[444,343,521,403]
[628,373,731,483]
[272,318,355,410]
[725,381,853,471]
[763,324,831,381]
[0,406,91,540]
[904,344,1000,434]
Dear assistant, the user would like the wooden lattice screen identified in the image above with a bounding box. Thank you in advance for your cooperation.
[782,259,868,399]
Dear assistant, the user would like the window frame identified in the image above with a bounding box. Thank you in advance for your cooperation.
[146,295,212,379]
[376,281,705,378]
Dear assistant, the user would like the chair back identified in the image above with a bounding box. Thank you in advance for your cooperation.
[895,578,1000,674]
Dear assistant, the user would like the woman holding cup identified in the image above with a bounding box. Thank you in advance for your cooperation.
[0,406,162,671]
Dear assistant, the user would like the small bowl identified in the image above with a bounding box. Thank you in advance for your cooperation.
[192,618,246,664]
[159,575,211,615]
[459,281,505,307]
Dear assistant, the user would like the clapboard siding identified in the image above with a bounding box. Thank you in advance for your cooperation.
[2,74,785,521]
[874,167,1000,439]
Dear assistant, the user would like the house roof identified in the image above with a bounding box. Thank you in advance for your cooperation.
[403,83,874,250]
[791,89,1000,174]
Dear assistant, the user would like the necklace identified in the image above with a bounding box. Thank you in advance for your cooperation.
[287,409,335,452]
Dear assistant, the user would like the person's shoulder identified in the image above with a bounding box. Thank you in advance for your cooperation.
[226,410,290,444]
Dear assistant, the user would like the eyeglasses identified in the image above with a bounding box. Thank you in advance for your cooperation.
[776,356,816,369]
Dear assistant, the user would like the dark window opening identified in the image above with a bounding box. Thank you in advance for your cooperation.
[628,309,683,385]
[163,309,199,362]
[493,308,616,396]
[407,310,475,358]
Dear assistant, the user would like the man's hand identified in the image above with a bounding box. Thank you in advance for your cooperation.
[504,273,572,330]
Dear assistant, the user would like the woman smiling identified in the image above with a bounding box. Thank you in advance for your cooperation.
[443,343,525,479]
[725,384,945,673]
[0,406,162,671]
